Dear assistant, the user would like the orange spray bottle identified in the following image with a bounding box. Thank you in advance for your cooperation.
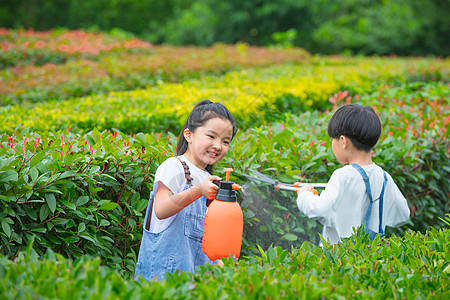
[202,168,243,261]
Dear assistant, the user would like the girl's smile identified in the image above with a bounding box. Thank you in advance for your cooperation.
[183,117,233,170]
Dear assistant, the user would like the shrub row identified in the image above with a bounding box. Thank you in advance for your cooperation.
[0,129,174,276]
[1,29,311,104]
[225,81,449,253]
[1,82,448,276]
[0,28,151,69]
[1,225,449,299]
[1,57,448,135]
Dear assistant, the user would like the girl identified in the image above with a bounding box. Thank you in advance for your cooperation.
[134,100,237,281]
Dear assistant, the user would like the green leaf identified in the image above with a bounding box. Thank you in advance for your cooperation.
[47,235,61,245]
[30,167,39,182]
[60,200,76,210]
[311,152,328,162]
[64,154,78,167]
[86,136,96,147]
[0,170,18,183]
[281,233,298,241]
[132,178,144,189]
[40,204,50,221]
[30,227,47,233]
[79,233,96,243]
[98,202,119,211]
[57,170,77,180]
[24,206,38,221]
[61,236,80,244]
[128,218,136,227]
[0,195,11,203]
[76,196,90,206]
[99,219,110,227]
[1,221,11,238]
[78,222,86,233]
[5,185,32,197]
[30,152,45,168]
[45,193,57,213]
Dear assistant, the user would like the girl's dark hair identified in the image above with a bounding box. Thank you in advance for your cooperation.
[327,104,381,152]
[177,100,237,173]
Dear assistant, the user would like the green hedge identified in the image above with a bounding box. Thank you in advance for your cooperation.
[1,56,448,135]
[1,225,449,299]
[1,82,448,277]
[225,81,450,253]
[0,129,173,276]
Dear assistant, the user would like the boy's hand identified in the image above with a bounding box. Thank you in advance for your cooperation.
[296,184,314,195]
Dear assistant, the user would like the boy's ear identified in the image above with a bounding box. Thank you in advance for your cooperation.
[341,135,349,149]
[183,128,192,142]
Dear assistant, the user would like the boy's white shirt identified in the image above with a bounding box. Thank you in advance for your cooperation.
[297,163,410,245]
[149,155,210,233]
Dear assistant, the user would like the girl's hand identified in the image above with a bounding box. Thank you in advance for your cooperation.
[199,175,222,200]
[296,184,314,195]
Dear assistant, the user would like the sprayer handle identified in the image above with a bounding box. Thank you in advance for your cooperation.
[223,168,234,181]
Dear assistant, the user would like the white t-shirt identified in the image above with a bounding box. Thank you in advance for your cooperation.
[297,163,410,245]
[149,155,211,233]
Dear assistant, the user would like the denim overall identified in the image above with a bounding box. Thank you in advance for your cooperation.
[134,158,215,281]
[351,164,387,240]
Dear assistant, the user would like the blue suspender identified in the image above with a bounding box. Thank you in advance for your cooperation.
[351,164,388,240]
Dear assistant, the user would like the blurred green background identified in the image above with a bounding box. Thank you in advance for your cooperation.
[1,0,448,56]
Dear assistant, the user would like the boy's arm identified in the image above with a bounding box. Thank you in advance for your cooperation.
[384,176,410,227]
[296,172,341,225]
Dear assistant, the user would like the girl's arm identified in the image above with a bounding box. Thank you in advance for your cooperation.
[154,175,221,219]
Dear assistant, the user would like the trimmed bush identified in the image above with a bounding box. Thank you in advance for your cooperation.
[225,81,449,253]
[0,128,173,276]
[1,226,449,298]
[1,56,448,135]
[1,82,448,276]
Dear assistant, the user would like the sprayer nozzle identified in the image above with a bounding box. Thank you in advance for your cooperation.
[232,183,241,191]
[276,184,281,190]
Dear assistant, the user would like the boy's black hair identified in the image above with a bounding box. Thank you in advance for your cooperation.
[327,104,381,152]
[177,99,237,173]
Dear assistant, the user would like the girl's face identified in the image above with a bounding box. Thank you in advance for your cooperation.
[184,117,233,170]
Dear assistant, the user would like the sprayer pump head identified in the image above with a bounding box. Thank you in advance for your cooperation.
[214,168,241,202]
[216,181,238,202]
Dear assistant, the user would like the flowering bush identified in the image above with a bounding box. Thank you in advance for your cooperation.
[0,28,151,68]
[0,29,311,104]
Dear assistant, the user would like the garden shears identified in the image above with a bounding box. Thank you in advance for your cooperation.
[234,169,327,193]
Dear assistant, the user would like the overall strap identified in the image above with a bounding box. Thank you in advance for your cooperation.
[176,157,193,185]
[177,157,214,207]
[351,164,387,235]
[378,171,388,234]
[145,157,194,231]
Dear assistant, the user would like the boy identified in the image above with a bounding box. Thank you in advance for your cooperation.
[297,104,410,245]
